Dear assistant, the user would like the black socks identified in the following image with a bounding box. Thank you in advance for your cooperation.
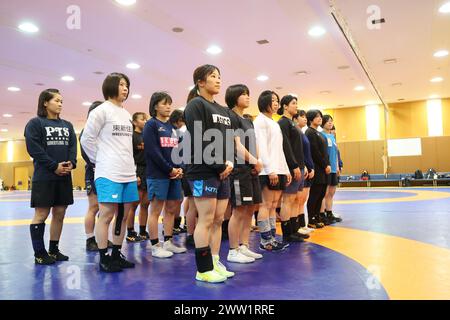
[150,239,159,246]
[164,235,172,242]
[281,220,292,239]
[49,240,59,254]
[139,225,146,234]
[174,217,182,229]
[195,246,213,273]
[30,223,46,256]
[111,245,122,260]
[99,248,108,263]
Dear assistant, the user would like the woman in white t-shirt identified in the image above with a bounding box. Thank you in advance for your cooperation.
[253,90,291,251]
[80,73,139,273]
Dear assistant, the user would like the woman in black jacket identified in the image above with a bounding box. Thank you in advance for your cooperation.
[24,88,77,265]
[305,110,330,228]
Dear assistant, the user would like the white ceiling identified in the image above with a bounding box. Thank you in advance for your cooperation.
[0,0,449,139]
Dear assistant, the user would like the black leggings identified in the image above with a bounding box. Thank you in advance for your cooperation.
[307,183,327,220]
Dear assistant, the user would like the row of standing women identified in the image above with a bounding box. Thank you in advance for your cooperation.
[24,64,342,283]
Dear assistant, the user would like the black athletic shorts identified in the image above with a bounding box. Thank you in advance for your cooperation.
[259,174,287,191]
[230,168,262,207]
[86,179,97,196]
[136,165,147,191]
[327,173,339,186]
[187,177,230,200]
[31,179,74,208]
[181,178,192,197]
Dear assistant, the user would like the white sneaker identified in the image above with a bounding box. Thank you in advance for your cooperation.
[302,226,315,233]
[227,249,255,263]
[151,243,174,258]
[163,240,187,254]
[213,255,235,278]
[298,227,312,235]
[239,245,263,260]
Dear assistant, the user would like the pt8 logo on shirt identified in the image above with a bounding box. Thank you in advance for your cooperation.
[212,114,231,126]
[160,137,178,148]
[45,127,70,146]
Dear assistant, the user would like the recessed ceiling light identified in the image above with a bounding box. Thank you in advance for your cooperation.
[433,50,449,58]
[115,0,136,6]
[256,39,269,45]
[337,65,350,70]
[3,114,13,118]
[308,26,326,37]
[82,102,92,106]
[384,58,397,64]
[391,82,402,87]
[7,87,21,92]
[131,94,142,99]
[430,77,444,83]
[354,86,365,91]
[257,75,269,82]
[61,75,74,82]
[0,129,8,133]
[295,71,308,76]
[439,2,450,13]
[206,45,222,55]
[172,27,184,33]
[126,63,141,69]
[18,22,39,33]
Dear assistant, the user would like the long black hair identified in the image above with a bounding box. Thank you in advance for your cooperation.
[37,89,60,117]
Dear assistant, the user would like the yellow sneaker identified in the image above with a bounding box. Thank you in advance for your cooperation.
[213,255,235,278]
[195,270,227,283]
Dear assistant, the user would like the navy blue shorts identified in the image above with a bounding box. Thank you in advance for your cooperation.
[147,178,183,201]
[187,177,230,200]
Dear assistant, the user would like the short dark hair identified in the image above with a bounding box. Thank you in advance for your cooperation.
[102,73,130,101]
[149,92,173,117]
[132,112,146,122]
[322,114,333,127]
[225,84,249,109]
[258,90,279,113]
[169,109,185,125]
[37,88,60,117]
[306,109,323,127]
[187,64,221,103]
[87,101,103,119]
[277,95,297,115]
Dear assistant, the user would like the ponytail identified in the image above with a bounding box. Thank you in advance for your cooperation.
[187,84,199,104]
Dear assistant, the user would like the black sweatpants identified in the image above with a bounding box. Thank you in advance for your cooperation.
[307,183,327,220]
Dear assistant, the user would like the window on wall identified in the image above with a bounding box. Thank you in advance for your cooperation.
[7,141,14,162]
[365,104,380,140]
[387,138,422,157]
[427,99,443,137]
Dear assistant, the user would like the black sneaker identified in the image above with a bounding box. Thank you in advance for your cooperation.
[319,212,331,226]
[308,217,324,229]
[327,211,342,223]
[86,238,99,252]
[290,232,308,240]
[49,251,69,261]
[259,240,285,252]
[126,231,143,243]
[99,255,122,273]
[35,252,56,265]
[139,231,150,240]
[117,253,135,269]
[185,234,195,248]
